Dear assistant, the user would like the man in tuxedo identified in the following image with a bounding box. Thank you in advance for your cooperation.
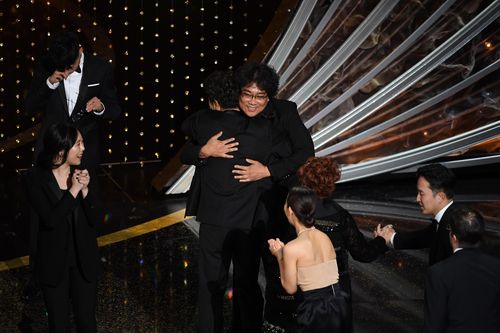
[423,207,500,332]
[376,163,457,265]
[25,30,121,172]
[181,70,277,333]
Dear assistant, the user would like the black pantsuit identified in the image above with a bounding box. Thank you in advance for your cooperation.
[25,167,99,333]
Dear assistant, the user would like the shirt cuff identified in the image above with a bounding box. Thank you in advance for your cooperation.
[46,78,60,90]
[93,102,105,116]
[389,233,396,248]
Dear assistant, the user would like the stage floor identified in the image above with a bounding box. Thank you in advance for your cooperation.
[1,161,499,332]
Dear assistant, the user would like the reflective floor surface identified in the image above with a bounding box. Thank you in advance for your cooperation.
[0,161,499,332]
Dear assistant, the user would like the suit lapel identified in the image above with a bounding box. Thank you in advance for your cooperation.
[41,168,64,202]
[57,82,69,116]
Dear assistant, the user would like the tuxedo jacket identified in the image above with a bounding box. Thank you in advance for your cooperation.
[182,99,314,216]
[181,109,274,230]
[25,167,100,287]
[25,52,121,169]
[257,98,314,185]
[423,248,500,333]
[393,203,457,265]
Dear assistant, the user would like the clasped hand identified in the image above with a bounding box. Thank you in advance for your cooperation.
[373,224,396,244]
[71,169,90,198]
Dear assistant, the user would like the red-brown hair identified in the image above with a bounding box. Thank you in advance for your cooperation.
[297,157,341,198]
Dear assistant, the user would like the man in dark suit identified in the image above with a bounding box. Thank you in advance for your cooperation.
[423,207,500,333]
[376,163,457,265]
[181,70,278,333]
[25,30,121,172]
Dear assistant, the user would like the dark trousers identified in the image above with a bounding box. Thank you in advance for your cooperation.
[198,223,264,333]
[41,265,97,333]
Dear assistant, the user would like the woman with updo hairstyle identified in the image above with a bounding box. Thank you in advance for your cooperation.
[297,157,388,316]
[268,186,350,332]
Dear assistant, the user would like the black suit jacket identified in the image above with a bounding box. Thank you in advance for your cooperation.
[393,203,456,265]
[25,52,121,169]
[258,99,314,186]
[423,248,500,333]
[182,99,314,216]
[181,109,274,229]
[25,167,99,287]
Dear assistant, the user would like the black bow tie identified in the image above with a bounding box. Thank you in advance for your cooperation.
[75,66,81,73]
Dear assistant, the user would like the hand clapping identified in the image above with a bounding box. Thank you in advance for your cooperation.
[268,238,285,260]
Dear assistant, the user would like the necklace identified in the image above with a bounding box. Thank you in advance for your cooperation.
[297,226,315,236]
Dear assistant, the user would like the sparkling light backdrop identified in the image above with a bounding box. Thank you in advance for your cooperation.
[0,0,283,170]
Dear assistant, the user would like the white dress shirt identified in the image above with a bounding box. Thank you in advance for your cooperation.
[46,53,85,116]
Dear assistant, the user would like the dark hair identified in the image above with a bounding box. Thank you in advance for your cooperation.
[234,63,280,97]
[449,207,484,247]
[286,186,317,228]
[37,122,79,169]
[46,31,80,72]
[203,70,239,109]
[298,157,341,198]
[416,163,455,199]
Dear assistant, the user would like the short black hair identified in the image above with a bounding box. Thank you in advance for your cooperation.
[203,70,239,109]
[416,163,455,199]
[46,31,80,72]
[449,207,484,247]
[234,63,280,97]
[37,122,79,169]
[286,186,317,228]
